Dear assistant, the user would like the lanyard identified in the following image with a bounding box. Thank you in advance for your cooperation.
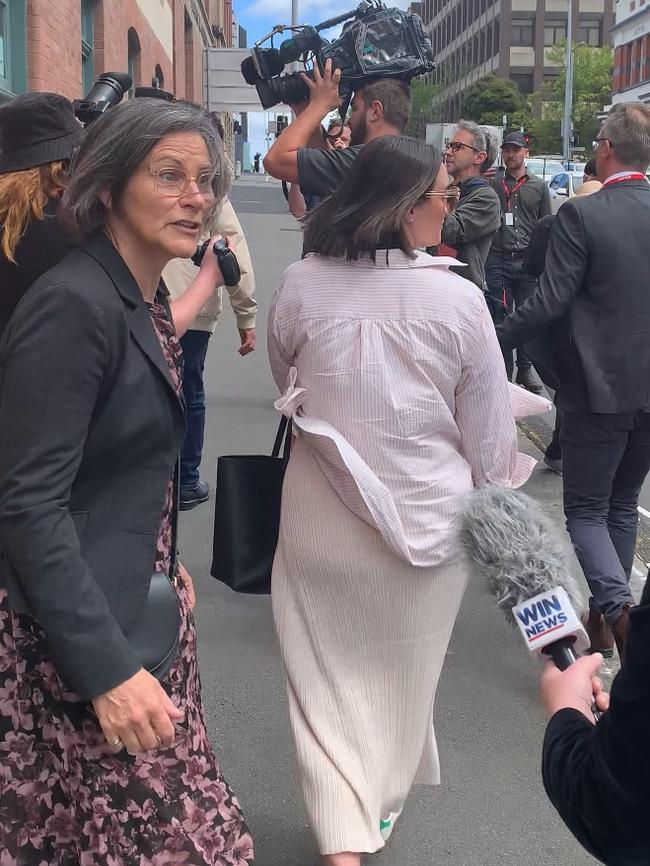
[602,172,646,188]
[501,176,527,210]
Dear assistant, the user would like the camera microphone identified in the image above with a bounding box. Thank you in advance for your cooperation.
[460,487,601,718]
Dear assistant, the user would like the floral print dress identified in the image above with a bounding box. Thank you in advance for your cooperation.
[0,302,254,865]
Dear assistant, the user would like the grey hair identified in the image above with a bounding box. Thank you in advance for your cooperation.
[601,102,650,171]
[62,98,231,237]
[455,120,495,173]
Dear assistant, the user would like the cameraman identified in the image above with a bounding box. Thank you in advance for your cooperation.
[263,59,411,196]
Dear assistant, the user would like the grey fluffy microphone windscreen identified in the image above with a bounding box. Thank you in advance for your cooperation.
[459,486,584,622]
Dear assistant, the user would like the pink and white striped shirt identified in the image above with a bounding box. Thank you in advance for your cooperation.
[268,250,546,567]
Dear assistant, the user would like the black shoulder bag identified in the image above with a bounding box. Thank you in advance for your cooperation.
[211,417,292,595]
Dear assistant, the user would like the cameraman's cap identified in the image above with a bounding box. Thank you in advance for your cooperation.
[0,92,83,175]
[501,132,528,149]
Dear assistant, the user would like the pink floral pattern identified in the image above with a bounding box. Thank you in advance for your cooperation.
[0,302,253,865]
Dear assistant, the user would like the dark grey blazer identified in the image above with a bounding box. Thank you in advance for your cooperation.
[497,180,650,413]
[0,233,186,700]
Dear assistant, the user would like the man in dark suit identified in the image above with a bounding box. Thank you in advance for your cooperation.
[498,102,650,660]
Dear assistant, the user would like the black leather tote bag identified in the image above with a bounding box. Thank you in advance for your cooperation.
[211,417,292,594]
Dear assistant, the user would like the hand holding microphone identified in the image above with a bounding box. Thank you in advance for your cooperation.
[540,653,609,722]
[460,486,603,721]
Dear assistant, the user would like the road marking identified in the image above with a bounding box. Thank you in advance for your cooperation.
[638,505,650,519]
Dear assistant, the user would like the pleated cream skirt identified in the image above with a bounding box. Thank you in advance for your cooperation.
[271,439,468,855]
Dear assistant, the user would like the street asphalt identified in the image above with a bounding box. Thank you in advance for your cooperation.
[178,174,612,866]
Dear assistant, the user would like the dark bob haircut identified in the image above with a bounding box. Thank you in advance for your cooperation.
[62,98,230,238]
[303,135,443,261]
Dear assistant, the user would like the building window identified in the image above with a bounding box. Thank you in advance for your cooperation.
[578,19,601,45]
[511,17,534,47]
[511,71,534,94]
[127,27,141,94]
[0,0,9,86]
[545,19,567,46]
[184,10,194,101]
[81,0,94,94]
[0,0,26,97]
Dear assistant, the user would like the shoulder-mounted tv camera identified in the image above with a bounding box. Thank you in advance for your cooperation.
[241,0,434,115]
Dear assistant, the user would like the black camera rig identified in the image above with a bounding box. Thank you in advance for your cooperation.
[241,0,434,113]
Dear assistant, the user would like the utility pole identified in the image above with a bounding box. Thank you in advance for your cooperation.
[562,0,574,163]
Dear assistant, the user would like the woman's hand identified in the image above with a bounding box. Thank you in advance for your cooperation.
[92,668,184,754]
[540,653,610,724]
[198,234,237,287]
[178,561,196,610]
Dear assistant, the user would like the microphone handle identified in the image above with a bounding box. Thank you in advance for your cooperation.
[544,638,603,722]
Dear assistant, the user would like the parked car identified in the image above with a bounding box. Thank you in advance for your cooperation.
[548,171,583,212]
[527,157,566,183]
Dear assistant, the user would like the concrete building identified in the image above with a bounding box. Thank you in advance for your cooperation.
[611,0,650,102]
[420,0,614,119]
[0,0,233,104]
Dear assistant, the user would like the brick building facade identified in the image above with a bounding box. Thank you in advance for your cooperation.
[611,0,650,102]
[0,0,233,104]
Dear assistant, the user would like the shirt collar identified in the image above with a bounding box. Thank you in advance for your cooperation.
[306,250,466,270]
[603,170,641,184]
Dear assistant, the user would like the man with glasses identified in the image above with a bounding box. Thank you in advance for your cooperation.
[497,103,650,661]
[486,132,551,394]
[431,120,501,291]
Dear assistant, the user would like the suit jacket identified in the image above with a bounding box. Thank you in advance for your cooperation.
[0,233,186,700]
[497,181,650,412]
[542,602,650,865]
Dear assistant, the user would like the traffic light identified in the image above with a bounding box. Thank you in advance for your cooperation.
[523,130,530,147]
[233,120,242,135]
[276,115,288,136]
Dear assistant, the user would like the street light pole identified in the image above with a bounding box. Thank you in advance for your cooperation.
[562,0,574,163]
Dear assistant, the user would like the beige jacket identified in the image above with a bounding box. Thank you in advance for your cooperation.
[162,197,256,333]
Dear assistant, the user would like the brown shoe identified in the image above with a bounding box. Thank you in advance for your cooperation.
[581,606,615,658]
[612,604,633,662]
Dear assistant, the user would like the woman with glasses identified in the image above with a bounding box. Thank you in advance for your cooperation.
[0,99,253,864]
[268,136,534,866]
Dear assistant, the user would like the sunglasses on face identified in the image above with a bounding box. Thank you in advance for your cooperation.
[422,187,461,212]
[446,140,479,154]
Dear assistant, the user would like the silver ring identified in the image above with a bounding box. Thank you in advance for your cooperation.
[107,735,122,747]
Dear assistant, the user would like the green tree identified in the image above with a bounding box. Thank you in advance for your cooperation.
[406,78,442,139]
[539,42,613,151]
[462,75,531,126]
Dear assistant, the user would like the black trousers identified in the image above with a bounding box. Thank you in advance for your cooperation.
[179,329,211,491]
[485,251,539,379]
[561,411,650,621]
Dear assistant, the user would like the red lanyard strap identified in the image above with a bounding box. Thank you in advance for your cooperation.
[501,176,527,210]
[602,172,646,188]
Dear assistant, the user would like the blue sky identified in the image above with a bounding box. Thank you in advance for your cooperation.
[234,0,411,156]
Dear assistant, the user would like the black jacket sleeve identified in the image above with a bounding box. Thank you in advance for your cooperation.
[441,186,501,247]
[0,281,142,700]
[497,201,587,350]
[542,605,650,865]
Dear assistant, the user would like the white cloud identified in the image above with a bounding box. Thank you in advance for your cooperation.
[243,0,411,27]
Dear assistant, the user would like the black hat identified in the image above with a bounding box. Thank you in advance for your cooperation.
[0,92,83,175]
[134,86,175,101]
[501,132,527,149]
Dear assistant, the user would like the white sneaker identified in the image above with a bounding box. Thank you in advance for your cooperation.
[379,809,403,842]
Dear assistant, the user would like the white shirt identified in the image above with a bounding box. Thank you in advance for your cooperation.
[268,250,546,567]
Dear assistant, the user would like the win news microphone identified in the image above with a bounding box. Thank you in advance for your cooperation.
[460,487,602,719]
